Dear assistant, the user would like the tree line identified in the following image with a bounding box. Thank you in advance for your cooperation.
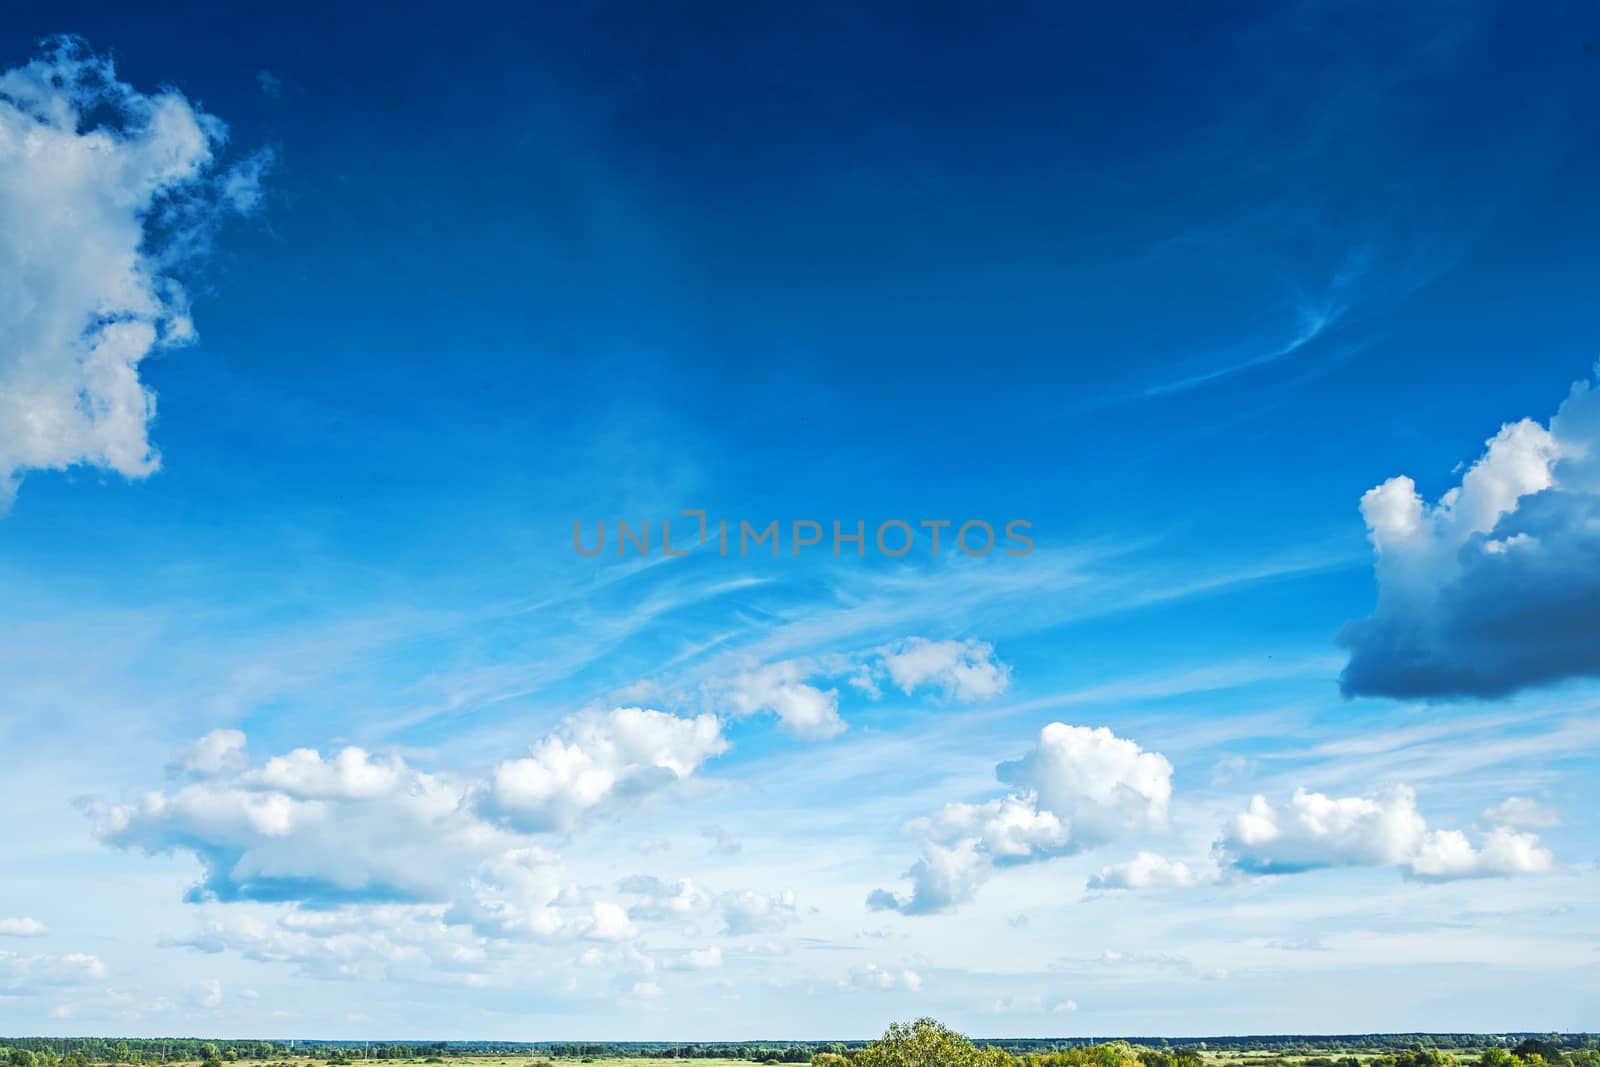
[0,1030,1595,1067]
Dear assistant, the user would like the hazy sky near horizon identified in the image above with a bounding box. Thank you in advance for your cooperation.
[3,0,1600,1041]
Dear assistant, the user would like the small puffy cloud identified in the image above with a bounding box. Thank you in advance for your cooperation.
[878,638,1011,702]
[702,825,742,856]
[870,723,1172,914]
[997,723,1173,849]
[189,978,223,1010]
[987,994,1044,1014]
[486,707,727,831]
[1340,369,1600,698]
[868,840,991,916]
[706,637,1010,740]
[0,38,263,511]
[840,963,922,993]
[1216,786,1554,881]
[1053,999,1080,1014]
[170,729,248,779]
[1483,796,1560,829]
[718,888,799,936]
[718,661,844,740]
[1089,851,1203,891]
[0,917,48,937]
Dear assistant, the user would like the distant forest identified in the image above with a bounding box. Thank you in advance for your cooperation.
[0,1034,1597,1067]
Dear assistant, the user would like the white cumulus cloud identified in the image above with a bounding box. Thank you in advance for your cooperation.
[1341,368,1600,697]
[1089,851,1204,891]
[488,707,727,831]
[718,660,845,740]
[1216,785,1554,881]
[869,723,1172,914]
[0,38,265,510]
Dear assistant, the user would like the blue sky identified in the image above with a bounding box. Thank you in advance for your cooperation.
[2,0,1599,1041]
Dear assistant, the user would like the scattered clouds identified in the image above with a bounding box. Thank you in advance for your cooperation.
[0,917,48,937]
[708,637,1011,740]
[617,877,798,937]
[870,723,1172,914]
[0,38,264,511]
[1341,368,1600,698]
[170,903,493,983]
[1217,785,1554,881]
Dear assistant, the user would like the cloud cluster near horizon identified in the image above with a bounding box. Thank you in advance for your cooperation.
[0,38,266,511]
[1340,369,1600,699]
[869,728,1559,912]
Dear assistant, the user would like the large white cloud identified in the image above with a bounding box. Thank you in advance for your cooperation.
[93,710,727,905]
[93,742,507,905]
[0,38,264,510]
[1216,785,1554,881]
[869,723,1172,914]
[1341,368,1600,698]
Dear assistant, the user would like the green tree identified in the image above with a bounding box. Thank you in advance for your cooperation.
[855,1020,1010,1067]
